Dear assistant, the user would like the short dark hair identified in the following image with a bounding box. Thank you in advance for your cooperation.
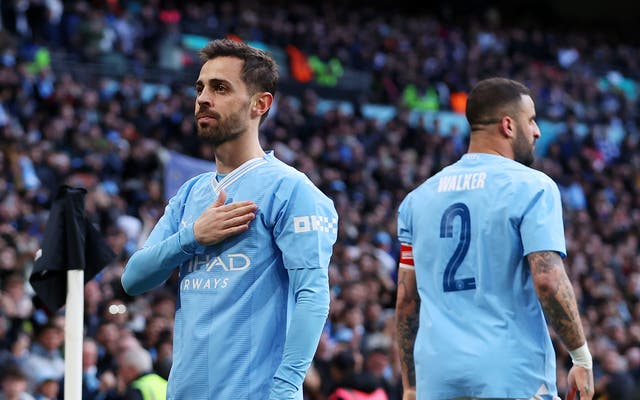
[331,350,356,372]
[466,77,531,129]
[35,321,62,338]
[199,38,279,99]
[0,364,28,382]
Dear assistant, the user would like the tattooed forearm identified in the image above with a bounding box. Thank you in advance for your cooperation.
[397,311,419,386]
[528,251,557,274]
[396,269,420,387]
[539,289,584,349]
[397,269,415,298]
[528,251,586,350]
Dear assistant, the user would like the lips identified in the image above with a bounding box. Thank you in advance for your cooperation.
[197,113,219,124]
[197,116,217,122]
[197,112,217,117]
[196,108,219,119]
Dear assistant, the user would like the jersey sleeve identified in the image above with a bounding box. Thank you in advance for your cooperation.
[121,178,200,295]
[270,267,330,399]
[269,177,335,398]
[397,194,414,246]
[520,175,567,258]
[272,178,338,270]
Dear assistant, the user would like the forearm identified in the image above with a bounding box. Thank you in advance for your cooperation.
[270,272,330,399]
[529,251,586,350]
[395,268,420,390]
[539,276,585,349]
[122,225,197,295]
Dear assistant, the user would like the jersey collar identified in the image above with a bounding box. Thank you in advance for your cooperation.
[211,153,271,194]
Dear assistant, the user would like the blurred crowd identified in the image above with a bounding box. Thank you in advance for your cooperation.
[0,1,639,399]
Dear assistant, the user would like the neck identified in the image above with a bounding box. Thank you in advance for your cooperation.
[213,134,265,174]
[467,130,513,160]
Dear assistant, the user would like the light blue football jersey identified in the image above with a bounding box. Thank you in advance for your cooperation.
[397,153,566,399]
[122,151,338,399]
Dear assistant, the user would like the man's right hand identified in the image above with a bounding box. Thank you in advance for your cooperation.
[193,189,257,245]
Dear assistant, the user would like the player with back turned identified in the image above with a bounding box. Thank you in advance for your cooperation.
[121,39,338,399]
[395,77,594,400]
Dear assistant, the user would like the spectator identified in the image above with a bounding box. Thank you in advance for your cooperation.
[21,324,64,393]
[0,2,638,399]
[0,273,32,320]
[104,345,167,400]
[327,351,388,400]
[95,321,120,375]
[0,331,30,370]
[31,375,58,400]
[594,349,637,400]
[56,338,107,400]
[84,280,103,338]
[0,364,34,400]
[361,333,400,399]
[626,346,640,382]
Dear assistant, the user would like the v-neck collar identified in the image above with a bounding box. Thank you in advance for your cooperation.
[211,155,269,195]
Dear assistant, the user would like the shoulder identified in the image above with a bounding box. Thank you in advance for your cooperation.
[398,164,451,210]
[266,156,333,203]
[170,172,214,201]
[124,386,144,400]
[263,153,305,179]
[406,163,455,197]
[515,164,560,193]
[473,156,559,192]
[182,172,215,191]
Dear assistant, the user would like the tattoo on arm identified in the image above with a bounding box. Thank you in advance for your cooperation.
[528,251,585,350]
[585,373,593,393]
[396,269,420,387]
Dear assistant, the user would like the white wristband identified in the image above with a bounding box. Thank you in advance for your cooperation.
[569,343,592,369]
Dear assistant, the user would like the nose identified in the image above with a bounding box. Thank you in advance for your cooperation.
[533,121,541,139]
[197,88,212,107]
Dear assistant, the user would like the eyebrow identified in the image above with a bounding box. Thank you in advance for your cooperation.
[195,78,230,87]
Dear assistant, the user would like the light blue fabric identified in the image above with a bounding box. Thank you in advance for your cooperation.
[122,152,337,399]
[397,153,565,399]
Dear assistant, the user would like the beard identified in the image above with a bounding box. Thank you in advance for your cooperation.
[196,104,249,146]
[512,124,535,166]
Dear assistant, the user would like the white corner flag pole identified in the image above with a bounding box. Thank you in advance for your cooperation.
[65,269,84,400]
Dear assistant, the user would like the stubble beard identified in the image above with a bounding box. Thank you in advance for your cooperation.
[513,126,535,167]
[196,107,248,146]
[512,124,535,167]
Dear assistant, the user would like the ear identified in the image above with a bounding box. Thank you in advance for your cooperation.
[498,116,515,138]
[250,92,273,119]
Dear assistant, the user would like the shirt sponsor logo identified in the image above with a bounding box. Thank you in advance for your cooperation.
[186,253,251,273]
[182,253,250,291]
[293,215,338,234]
[181,277,229,291]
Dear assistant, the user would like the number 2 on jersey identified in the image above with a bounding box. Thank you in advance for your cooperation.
[440,203,476,292]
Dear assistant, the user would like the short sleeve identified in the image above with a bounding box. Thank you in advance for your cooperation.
[520,176,567,258]
[397,194,414,245]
